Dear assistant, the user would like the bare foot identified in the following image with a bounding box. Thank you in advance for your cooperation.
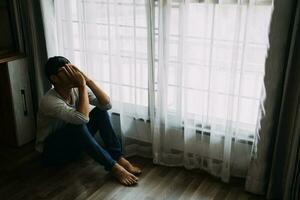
[117,157,142,176]
[111,163,138,186]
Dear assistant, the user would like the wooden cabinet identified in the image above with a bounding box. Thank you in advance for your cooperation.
[0,0,25,60]
[0,57,35,146]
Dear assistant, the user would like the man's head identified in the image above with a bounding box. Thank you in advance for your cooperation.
[45,56,73,88]
[45,56,70,80]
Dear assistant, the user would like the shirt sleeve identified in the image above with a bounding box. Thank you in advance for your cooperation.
[41,96,89,124]
[87,87,112,110]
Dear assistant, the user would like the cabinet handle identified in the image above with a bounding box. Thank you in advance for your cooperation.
[21,89,28,116]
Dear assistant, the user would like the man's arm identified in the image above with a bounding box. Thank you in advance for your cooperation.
[69,64,111,108]
[77,85,89,118]
[41,97,90,124]
[86,80,110,106]
[64,65,89,118]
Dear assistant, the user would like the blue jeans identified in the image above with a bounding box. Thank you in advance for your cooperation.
[41,107,123,171]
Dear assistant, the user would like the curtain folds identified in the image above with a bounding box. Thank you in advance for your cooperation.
[39,0,59,57]
[167,0,272,5]
[17,0,50,114]
[267,1,300,198]
[245,0,299,198]
[153,0,273,182]
[54,0,154,157]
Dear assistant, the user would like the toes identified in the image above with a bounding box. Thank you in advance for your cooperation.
[128,176,135,183]
[131,174,138,181]
[119,175,137,186]
[121,179,127,186]
[134,167,142,174]
[125,177,135,186]
[129,178,137,185]
[125,179,130,186]
[128,179,134,185]
[117,175,131,186]
[130,176,137,183]
[126,178,132,186]
[129,166,142,175]
[112,165,139,186]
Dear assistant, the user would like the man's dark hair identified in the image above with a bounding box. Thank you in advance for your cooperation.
[45,56,70,81]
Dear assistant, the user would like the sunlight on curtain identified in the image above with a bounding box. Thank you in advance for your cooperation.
[55,0,149,118]
[55,0,153,156]
[153,0,273,181]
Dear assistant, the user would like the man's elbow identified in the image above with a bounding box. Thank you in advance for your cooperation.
[74,118,90,124]
[105,102,112,110]
[98,101,112,110]
[72,112,90,124]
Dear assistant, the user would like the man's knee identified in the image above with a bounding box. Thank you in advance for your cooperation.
[90,107,109,119]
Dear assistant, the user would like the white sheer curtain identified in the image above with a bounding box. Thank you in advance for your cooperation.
[54,0,153,157]
[54,0,273,181]
[153,0,273,181]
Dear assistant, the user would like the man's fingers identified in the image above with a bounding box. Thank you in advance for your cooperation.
[62,66,72,77]
[65,65,77,76]
[65,65,85,82]
[69,65,81,75]
[66,64,79,72]
[69,65,85,77]
[62,66,76,84]
[69,65,89,80]
[70,64,80,71]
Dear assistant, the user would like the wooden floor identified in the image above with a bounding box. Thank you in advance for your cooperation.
[0,142,265,200]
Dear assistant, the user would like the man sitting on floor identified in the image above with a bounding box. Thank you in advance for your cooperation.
[35,56,141,186]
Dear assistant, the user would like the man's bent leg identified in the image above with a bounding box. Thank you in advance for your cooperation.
[42,125,83,166]
[87,108,142,176]
[68,124,117,171]
[42,123,116,171]
[87,107,123,161]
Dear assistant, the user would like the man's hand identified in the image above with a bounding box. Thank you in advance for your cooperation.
[68,64,92,84]
[64,64,89,117]
[63,65,86,88]
[63,64,111,108]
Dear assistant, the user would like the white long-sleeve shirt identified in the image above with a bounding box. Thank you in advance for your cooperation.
[35,87,111,153]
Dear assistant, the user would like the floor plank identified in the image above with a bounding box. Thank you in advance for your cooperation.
[0,142,265,200]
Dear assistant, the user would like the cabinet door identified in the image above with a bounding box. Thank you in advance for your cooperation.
[7,58,35,146]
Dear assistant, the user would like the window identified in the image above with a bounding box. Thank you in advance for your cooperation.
[55,0,149,117]
[55,0,273,139]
